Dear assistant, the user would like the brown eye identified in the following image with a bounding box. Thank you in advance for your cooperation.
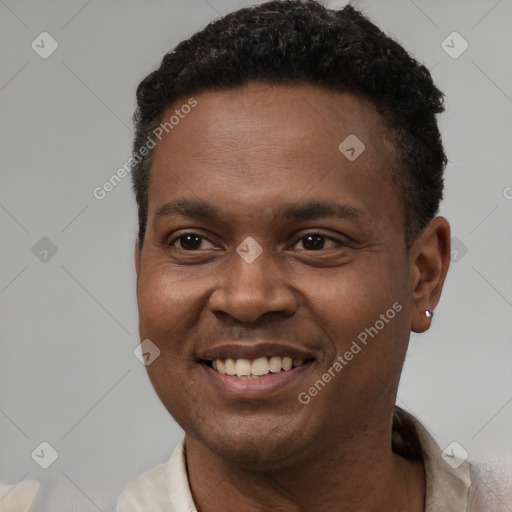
[302,234,325,250]
[294,233,344,251]
[168,233,215,250]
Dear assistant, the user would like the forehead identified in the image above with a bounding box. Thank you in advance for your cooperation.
[147,82,399,224]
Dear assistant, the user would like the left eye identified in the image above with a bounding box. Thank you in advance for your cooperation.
[293,233,344,251]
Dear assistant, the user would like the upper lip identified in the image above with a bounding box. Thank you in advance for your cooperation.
[197,342,316,362]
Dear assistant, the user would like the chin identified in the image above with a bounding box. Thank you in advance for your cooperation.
[188,414,316,468]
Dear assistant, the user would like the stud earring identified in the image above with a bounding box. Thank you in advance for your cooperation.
[425,310,434,319]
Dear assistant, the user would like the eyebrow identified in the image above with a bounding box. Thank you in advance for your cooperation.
[154,198,363,224]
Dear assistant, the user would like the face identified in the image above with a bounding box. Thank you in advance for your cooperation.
[135,82,420,466]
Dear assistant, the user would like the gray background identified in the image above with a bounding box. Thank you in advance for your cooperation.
[1,0,511,510]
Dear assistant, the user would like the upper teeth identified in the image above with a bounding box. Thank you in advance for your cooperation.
[212,356,305,378]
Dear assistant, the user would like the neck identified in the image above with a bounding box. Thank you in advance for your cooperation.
[185,409,425,512]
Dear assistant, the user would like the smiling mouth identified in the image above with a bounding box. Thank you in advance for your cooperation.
[201,356,315,379]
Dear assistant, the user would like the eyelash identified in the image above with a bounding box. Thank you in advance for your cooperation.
[166,231,347,251]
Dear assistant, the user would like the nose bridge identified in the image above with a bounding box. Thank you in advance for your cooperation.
[208,242,297,322]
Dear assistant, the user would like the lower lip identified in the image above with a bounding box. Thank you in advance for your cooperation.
[200,362,313,398]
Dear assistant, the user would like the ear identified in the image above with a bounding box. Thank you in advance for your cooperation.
[409,216,451,333]
[134,236,141,277]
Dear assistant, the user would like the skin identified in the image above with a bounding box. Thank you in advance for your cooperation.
[134,82,451,512]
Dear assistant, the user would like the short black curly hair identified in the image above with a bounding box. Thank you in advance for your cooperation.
[131,0,446,250]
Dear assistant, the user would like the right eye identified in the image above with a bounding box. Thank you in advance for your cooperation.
[167,232,217,251]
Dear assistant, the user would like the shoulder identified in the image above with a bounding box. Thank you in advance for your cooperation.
[0,479,40,512]
[116,461,170,512]
[467,459,512,512]
[116,439,195,512]
[394,406,512,512]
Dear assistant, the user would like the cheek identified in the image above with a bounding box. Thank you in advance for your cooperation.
[300,256,408,360]
[137,267,207,417]
[298,270,408,417]
[137,262,201,335]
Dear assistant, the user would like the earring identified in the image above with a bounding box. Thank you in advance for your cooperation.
[425,310,434,319]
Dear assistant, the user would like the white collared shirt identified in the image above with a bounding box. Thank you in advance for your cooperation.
[0,480,39,512]
[117,408,504,511]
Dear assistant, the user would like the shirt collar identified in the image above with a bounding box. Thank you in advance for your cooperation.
[393,407,471,512]
[165,407,471,512]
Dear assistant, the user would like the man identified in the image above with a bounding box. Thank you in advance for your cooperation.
[117,1,506,510]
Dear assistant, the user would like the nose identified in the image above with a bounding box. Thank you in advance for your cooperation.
[208,246,298,323]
